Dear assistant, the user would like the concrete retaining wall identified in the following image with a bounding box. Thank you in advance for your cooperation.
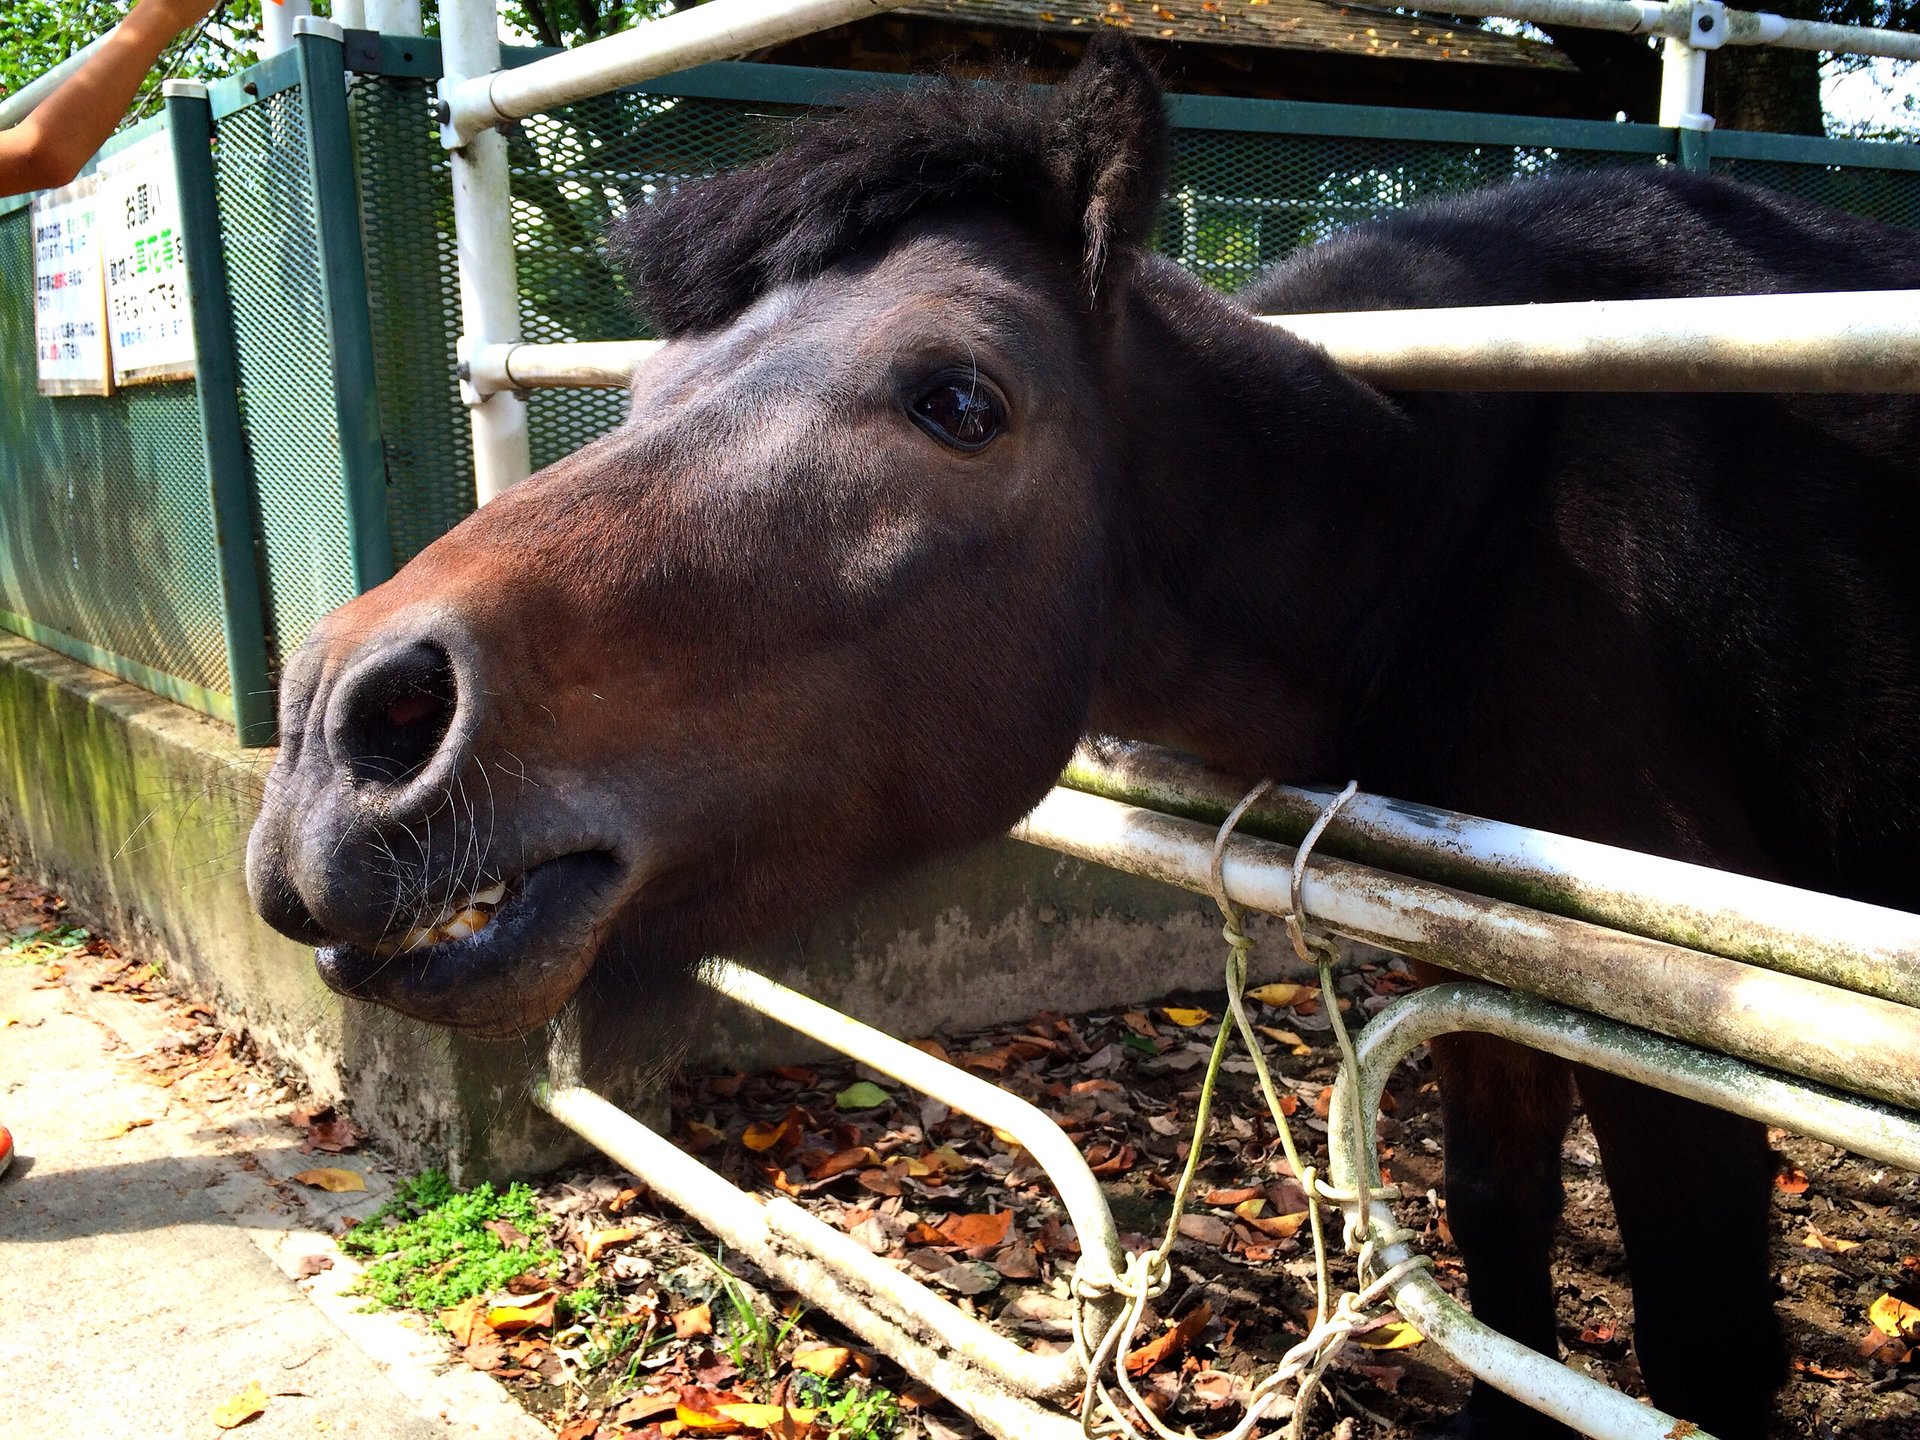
[0,634,1256,1178]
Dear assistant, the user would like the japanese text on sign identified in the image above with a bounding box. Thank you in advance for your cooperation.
[100,131,196,384]
[31,177,112,396]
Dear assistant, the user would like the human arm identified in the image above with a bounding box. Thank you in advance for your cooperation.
[0,0,219,198]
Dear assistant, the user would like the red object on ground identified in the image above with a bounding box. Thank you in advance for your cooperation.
[0,1122,13,1178]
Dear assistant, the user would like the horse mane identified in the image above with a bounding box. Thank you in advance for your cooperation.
[609,34,1168,336]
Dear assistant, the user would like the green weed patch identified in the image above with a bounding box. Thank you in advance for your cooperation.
[341,1169,558,1311]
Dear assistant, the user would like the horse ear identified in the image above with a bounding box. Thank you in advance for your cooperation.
[1045,34,1168,289]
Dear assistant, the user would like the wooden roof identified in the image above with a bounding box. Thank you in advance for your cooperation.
[896,0,1574,70]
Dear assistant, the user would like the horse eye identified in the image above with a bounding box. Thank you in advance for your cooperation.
[909,374,1006,452]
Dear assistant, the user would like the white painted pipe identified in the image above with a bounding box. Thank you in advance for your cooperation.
[444,0,908,141]
[440,0,531,502]
[1327,984,1920,1435]
[704,960,1128,1300]
[538,1086,1087,1440]
[474,291,1920,395]
[0,33,114,131]
[1657,36,1713,129]
[1266,290,1920,389]
[262,0,313,57]
[1061,741,1920,1008]
[364,0,424,35]
[1013,788,1920,1112]
[1422,0,1920,60]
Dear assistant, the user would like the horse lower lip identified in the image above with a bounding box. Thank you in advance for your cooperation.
[314,850,623,1031]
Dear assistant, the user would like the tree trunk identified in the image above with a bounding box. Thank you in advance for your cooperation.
[1541,27,1663,122]
[1709,46,1827,133]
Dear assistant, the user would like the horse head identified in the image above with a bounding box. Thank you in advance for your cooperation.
[246,38,1185,1036]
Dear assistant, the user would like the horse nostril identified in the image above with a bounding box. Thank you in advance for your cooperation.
[335,640,459,789]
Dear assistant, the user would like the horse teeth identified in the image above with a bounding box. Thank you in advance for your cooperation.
[473,883,506,907]
[404,925,437,951]
[441,908,491,941]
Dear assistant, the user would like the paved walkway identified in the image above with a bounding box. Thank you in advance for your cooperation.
[0,960,547,1440]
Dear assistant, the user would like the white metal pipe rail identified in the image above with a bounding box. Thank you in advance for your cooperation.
[1060,741,1920,1007]
[1013,787,1920,1113]
[0,32,113,131]
[1324,981,1920,1440]
[468,289,1920,395]
[1434,0,1920,61]
[535,956,1128,1440]
[441,0,907,145]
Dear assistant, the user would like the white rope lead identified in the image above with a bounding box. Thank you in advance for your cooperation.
[1071,779,1429,1440]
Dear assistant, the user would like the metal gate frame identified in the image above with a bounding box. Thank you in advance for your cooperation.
[535,747,1920,1440]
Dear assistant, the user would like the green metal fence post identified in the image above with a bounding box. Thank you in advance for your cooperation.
[294,17,396,594]
[1678,126,1712,172]
[163,82,278,746]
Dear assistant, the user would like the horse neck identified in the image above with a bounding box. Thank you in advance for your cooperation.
[1086,258,1476,780]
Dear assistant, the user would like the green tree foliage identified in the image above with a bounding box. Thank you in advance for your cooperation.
[0,0,674,112]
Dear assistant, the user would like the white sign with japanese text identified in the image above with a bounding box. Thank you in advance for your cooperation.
[31,175,112,396]
[100,131,196,385]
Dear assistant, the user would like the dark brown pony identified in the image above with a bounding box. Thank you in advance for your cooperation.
[248,37,1920,1438]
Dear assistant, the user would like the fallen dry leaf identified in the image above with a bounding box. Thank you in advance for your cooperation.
[294,1253,334,1279]
[291,1167,366,1193]
[211,1381,268,1429]
[1244,1209,1310,1240]
[484,1217,530,1249]
[585,1225,643,1262]
[718,1402,819,1430]
[1204,1186,1263,1207]
[1802,1223,1860,1254]
[1177,1214,1232,1248]
[742,1118,794,1152]
[440,1297,493,1346]
[609,1391,680,1426]
[1160,1006,1212,1027]
[1125,1302,1212,1376]
[790,1345,852,1378]
[302,1113,364,1154]
[675,1301,714,1338]
[1793,1356,1856,1382]
[1775,1165,1810,1195]
[92,1117,156,1141]
[486,1292,557,1335]
[937,1210,1013,1250]
[1246,982,1316,1009]
[806,1146,875,1181]
[1869,1292,1920,1340]
[1352,1319,1424,1350]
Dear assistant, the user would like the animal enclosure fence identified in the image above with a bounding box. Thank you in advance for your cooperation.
[6,4,1920,1437]
[6,35,1920,740]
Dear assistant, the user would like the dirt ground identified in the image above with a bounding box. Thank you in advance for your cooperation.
[634,955,1920,1440]
[6,854,1918,1439]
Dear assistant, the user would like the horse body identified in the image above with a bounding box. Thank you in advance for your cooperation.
[247,37,1920,1438]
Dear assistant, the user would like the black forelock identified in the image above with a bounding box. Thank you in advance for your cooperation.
[608,35,1167,337]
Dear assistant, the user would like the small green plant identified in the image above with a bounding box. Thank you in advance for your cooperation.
[789,1373,904,1440]
[702,1249,805,1380]
[0,922,90,967]
[341,1169,558,1312]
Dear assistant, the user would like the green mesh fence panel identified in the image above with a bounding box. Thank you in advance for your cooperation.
[0,205,231,707]
[1156,130,1658,291]
[216,87,359,665]
[496,89,1676,463]
[509,93,804,466]
[350,73,475,564]
[1710,155,1920,232]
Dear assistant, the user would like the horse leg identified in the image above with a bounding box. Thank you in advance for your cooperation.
[1427,1032,1578,1439]
[1576,1070,1783,1440]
